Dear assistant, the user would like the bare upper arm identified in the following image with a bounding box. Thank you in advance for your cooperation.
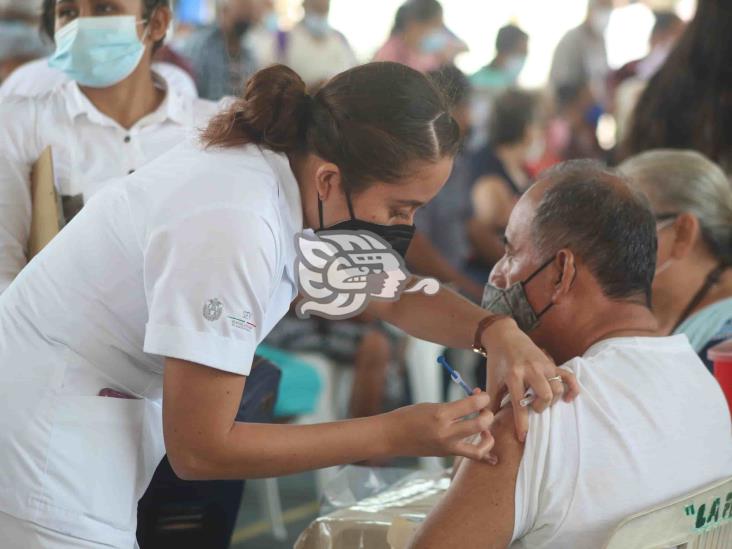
[163,357,247,476]
[471,176,515,227]
[410,407,525,549]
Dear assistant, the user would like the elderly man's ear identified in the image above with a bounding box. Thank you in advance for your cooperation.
[550,249,577,303]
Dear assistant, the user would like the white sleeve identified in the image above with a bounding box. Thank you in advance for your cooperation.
[512,409,552,542]
[143,207,280,376]
[0,99,40,293]
[511,395,579,545]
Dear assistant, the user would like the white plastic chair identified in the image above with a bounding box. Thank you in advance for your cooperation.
[254,351,344,541]
[604,476,732,549]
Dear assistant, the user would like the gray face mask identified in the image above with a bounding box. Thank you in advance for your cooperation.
[481,257,555,333]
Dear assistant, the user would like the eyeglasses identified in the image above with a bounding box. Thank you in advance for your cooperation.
[655,212,680,231]
[655,212,680,223]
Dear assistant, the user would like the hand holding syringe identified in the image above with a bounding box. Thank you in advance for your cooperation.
[437,356,537,408]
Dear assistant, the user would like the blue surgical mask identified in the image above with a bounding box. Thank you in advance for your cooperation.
[303,14,330,38]
[49,15,148,88]
[420,29,450,54]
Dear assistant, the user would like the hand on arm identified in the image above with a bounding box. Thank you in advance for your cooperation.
[162,357,498,480]
[410,407,524,549]
[368,289,579,441]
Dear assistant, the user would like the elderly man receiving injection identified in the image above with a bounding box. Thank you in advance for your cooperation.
[412,160,732,549]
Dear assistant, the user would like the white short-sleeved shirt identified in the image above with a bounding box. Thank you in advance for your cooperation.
[0,57,199,99]
[511,336,732,549]
[0,74,218,293]
[0,139,303,546]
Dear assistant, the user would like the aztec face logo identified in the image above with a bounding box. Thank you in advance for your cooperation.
[294,230,440,320]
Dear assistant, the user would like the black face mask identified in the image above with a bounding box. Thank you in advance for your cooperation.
[315,191,416,259]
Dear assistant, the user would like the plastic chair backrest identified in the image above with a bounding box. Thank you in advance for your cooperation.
[604,476,732,549]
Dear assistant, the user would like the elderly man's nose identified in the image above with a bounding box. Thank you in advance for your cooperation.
[489,265,507,288]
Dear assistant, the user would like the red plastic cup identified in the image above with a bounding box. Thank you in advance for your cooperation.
[707,339,732,414]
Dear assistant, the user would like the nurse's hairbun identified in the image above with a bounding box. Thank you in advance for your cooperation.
[202,62,462,194]
[202,64,312,153]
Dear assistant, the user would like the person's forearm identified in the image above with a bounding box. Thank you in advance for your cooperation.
[172,413,395,480]
[372,285,488,350]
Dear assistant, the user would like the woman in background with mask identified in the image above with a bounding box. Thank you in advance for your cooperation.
[0,62,575,548]
[621,150,732,369]
[0,0,217,292]
[373,0,464,73]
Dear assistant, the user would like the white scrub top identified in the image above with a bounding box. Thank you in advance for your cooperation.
[0,139,303,546]
[0,75,218,293]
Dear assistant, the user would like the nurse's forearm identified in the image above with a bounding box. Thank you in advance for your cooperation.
[371,285,491,350]
[180,415,396,480]
[164,358,496,481]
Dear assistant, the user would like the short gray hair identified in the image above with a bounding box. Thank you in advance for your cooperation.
[532,159,657,307]
[620,149,732,265]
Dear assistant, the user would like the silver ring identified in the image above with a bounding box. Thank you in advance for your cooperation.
[547,376,563,383]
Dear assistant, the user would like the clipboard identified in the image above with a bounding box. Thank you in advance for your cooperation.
[28,146,65,260]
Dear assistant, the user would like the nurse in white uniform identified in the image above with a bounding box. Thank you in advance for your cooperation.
[0,62,576,548]
[0,0,217,292]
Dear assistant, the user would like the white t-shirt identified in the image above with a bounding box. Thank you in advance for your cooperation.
[0,139,303,546]
[0,75,218,292]
[0,58,199,99]
[511,335,732,548]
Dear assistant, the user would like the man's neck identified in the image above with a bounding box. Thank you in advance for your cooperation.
[551,302,659,364]
[80,63,164,130]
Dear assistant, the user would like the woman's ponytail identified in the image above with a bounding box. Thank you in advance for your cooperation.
[201,61,461,196]
[201,65,311,153]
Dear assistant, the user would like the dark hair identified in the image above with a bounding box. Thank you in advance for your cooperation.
[532,160,657,307]
[620,0,732,173]
[391,0,443,34]
[495,24,528,55]
[427,64,470,108]
[41,0,169,51]
[489,89,537,146]
[202,63,460,193]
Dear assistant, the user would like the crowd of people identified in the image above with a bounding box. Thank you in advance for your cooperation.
[0,0,730,547]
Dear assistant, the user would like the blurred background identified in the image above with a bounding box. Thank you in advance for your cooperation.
[0,0,716,547]
[174,0,696,84]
